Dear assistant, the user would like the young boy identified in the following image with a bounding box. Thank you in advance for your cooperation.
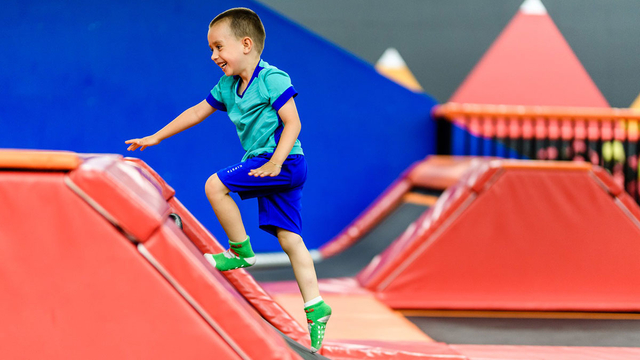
[125,7,331,353]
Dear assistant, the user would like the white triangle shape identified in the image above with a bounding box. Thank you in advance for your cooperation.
[520,0,547,15]
[376,48,406,69]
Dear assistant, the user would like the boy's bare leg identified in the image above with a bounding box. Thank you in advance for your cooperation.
[205,174,247,242]
[276,228,320,302]
[278,228,332,353]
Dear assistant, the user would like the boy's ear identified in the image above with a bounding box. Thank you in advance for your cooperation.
[242,37,253,54]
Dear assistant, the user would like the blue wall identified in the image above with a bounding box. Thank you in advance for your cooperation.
[1,0,437,252]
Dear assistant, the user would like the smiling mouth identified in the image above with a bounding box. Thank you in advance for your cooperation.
[220,62,227,70]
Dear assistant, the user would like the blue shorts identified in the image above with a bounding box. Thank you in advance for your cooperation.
[216,153,307,237]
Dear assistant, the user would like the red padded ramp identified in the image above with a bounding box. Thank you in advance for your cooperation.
[358,160,640,311]
[0,151,299,360]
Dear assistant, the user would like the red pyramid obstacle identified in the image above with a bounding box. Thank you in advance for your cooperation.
[450,0,608,107]
[358,159,640,311]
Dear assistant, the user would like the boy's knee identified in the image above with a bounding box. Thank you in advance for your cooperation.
[277,229,304,253]
[205,174,229,198]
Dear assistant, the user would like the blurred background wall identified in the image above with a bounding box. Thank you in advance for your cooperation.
[0,0,436,251]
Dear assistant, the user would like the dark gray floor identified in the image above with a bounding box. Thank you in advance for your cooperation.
[408,317,640,347]
[269,322,331,359]
[248,202,429,282]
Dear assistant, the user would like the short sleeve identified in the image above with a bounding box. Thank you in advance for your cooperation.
[264,70,298,111]
[206,78,227,112]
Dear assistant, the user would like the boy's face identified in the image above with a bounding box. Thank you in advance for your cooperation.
[208,20,248,77]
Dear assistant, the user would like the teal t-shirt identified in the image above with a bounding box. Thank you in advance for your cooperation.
[206,59,304,161]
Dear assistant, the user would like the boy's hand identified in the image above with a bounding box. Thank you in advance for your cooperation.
[249,161,281,177]
[125,136,160,151]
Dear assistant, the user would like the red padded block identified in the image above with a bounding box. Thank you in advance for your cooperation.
[143,220,299,360]
[361,163,640,311]
[168,197,310,345]
[67,156,171,242]
[0,172,241,359]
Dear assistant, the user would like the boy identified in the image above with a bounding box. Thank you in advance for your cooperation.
[125,8,331,353]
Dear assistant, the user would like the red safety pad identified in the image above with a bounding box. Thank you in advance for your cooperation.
[67,156,171,242]
[359,161,640,311]
[451,344,640,360]
[143,220,299,360]
[0,172,242,359]
[322,340,468,360]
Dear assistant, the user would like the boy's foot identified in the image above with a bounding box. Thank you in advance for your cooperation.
[204,237,256,271]
[305,300,332,353]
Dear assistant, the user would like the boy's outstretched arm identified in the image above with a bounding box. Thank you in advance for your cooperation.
[125,100,216,151]
[249,98,301,177]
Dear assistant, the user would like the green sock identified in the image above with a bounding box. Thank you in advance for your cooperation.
[305,300,332,353]
[204,237,256,271]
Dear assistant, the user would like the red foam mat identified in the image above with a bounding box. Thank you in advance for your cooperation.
[359,161,640,311]
[0,172,242,359]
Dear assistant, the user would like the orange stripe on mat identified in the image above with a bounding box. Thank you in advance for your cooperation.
[400,309,640,320]
[0,150,81,170]
[273,293,434,342]
[402,192,439,206]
